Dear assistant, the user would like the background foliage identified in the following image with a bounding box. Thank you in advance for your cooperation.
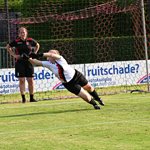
[0,0,149,64]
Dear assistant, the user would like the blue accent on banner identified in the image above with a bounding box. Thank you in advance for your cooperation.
[34,69,54,80]
[0,69,54,83]
[0,84,19,94]
[88,77,116,87]
[52,82,65,90]
[137,74,150,83]
[0,72,17,83]
[87,64,139,76]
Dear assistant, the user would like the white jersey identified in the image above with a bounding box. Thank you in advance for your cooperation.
[42,56,75,83]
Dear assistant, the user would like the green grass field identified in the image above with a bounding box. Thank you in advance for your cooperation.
[0,93,149,150]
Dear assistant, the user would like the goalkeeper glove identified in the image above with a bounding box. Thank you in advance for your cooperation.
[21,53,29,60]
[29,52,43,59]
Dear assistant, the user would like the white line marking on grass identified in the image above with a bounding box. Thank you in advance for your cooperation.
[0,101,83,109]
[0,119,149,135]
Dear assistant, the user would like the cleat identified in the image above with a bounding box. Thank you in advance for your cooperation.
[98,99,105,106]
[94,105,100,110]
[22,99,26,103]
[30,99,38,102]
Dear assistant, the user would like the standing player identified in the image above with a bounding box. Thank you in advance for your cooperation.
[23,50,105,109]
[6,27,40,103]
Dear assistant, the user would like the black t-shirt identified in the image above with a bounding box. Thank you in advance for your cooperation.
[9,37,37,56]
[9,37,38,63]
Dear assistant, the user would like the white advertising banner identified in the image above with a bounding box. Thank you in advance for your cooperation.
[86,60,147,87]
[0,60,149,94]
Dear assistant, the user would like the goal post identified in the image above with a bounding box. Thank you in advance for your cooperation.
[0,0,150,103]
[141,0,149,92]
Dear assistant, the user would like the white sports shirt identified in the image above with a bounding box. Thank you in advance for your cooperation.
[42,56,75,83]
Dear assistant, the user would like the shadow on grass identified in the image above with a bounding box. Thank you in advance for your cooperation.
[0,108,94,118]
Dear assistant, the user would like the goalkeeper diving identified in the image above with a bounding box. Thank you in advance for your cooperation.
[22,50,105,110]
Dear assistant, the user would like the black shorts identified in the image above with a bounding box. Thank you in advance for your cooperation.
[15,60,34,78]
[63,70,88,95]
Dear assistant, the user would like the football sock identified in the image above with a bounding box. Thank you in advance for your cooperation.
[89,99,97,106]
[30,94,34,100]
[89,90,101,101]
[21,94,26,103]
[30,95,37,102]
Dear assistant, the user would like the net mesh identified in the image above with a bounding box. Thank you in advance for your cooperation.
[10,1,139,23]
[0,0,150,103]
[8,0,145,63]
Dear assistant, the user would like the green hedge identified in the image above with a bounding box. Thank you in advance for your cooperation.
[26,13,133,40]
[0,36,146,68]
[0,0,145,15]
[38,36,139,64]
[0,0,141,40]
[0,0,148,68]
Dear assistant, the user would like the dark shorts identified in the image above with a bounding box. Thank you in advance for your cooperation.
[15,60,34,78]
[63,70,88,95]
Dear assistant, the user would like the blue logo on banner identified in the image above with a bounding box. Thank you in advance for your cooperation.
[0,70,54,83]
[137,74,150,83]
[52,82,65,90]
[87,64,140,76]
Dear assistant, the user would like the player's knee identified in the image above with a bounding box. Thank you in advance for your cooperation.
[83,83,94,92]
[27,78,34,84]
[19,78,25,84]
[78,88,92,101]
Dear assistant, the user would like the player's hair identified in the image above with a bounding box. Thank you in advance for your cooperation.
[48,49,60,55]
[18,27,28,35]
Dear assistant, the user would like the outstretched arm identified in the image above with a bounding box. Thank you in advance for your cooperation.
[21,53,43,66]
[43,52,61,60]
[29,50,61,60]
[29,49,61,64]
[28,58,42,66]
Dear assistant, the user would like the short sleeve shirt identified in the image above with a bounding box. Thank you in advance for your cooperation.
[42,56,75,83]
[9,37,37,56]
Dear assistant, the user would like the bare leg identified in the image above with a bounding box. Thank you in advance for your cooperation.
[19,77,26,103]
[77,87,100,109]
[83,83,105,106]
[77,87,92,102]
[82,83,94,92]
[27,77,34,94]
[26,77,37,102]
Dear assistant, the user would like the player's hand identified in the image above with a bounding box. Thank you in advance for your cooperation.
[37,53,44,58]
[29,52,43,59]
[14,55,21,60]
[29,52,38,59]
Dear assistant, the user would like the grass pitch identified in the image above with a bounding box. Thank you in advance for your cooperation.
[0,93,149,150]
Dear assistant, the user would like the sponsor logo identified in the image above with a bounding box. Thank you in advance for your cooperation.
[17,42,23,44]
[87,64,139,76]
[0,70,54,83]
[52,82,65,90]
[137,74,150,83]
